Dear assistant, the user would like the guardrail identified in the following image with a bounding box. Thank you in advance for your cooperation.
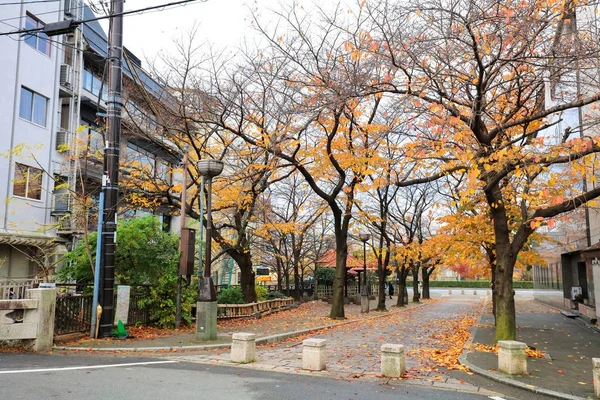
[217,298,294,319]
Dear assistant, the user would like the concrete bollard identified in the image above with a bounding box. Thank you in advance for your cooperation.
[461,289,465,295]
[498,340,527,375]
[593,358,600,398]
[25,289,56,352]
[448,289,452,294]
[231,333,256,363]
[381,343,406,378]
[473,290,477,295]
[302,338,327,371]
[114,285,130,325]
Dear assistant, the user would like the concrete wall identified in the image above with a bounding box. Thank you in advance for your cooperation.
[0,2,62,278]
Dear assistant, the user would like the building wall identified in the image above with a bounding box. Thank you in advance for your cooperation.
[0,3,63,278]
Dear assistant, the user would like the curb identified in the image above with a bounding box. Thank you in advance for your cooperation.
[54,302,427,353]
[458,312,586,400]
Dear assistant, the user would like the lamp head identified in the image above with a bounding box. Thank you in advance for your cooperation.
[197,159,224,178]
[359,233,370,243]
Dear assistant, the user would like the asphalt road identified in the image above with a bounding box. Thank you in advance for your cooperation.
[0,353,503,400]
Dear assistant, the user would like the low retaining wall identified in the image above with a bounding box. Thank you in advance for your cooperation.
[0,288,56,351]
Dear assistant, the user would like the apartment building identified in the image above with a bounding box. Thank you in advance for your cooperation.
[0,1,179,287]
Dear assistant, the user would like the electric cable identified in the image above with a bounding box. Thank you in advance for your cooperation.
[0,0,204,37]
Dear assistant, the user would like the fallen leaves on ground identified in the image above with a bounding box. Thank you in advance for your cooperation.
[408,315,477,372]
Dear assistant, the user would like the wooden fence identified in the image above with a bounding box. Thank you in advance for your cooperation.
[316,284,380,298]
[0,278,39,300]
[217,297,294,319]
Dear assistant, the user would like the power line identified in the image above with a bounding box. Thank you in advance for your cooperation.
[0,0,59,5]
[0,0,203,37]
[0,2,88,24]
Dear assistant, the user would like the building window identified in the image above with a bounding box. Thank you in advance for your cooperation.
[125,143,171,183]
[13,163,43,200]
[83,69,107,99]
[24,14,50,56]
[19,87,47,126]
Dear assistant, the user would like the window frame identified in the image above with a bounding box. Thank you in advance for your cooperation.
[19,86,48,127]
[23,13,51,57]
[13,163,43,201]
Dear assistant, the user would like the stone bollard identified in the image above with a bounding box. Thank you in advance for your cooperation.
[593,358,600,398]
[25,289,56,352]
[231,333,256,363]
[461,289,465,295]
[473,290,477,295]
[114,285,130,325]
[381,344,406,378]
[498,340,527,375]
[302,338,327,371]
[448,289,452,294]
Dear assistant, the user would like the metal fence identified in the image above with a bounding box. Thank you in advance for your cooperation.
[127,292,150,325]
[54,295,93,335]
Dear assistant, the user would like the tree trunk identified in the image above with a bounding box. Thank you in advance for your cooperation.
[236,253,256,303]
[396,267,409,307]
[285,269,290,296]
[376,262,387,311]
[486,184,517,342]
[276,258,283,292]
[422,267,433,299]
[493,254,517,342]
[330,228,348,319]
[293,261,301,301]
[412,264,420,303]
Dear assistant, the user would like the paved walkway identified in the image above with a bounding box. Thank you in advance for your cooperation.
[58,298,420,350]
[165,296,493,395]
[462,301,600,399]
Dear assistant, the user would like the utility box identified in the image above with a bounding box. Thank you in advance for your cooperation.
[179,228,196,276]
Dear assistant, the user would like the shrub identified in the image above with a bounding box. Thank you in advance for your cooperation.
[217,286,244,304]
[265,291,287,300]
[316,268,335,286]
[424,280,533,289]
[255,285,268,301]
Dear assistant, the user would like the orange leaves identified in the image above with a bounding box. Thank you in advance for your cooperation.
[407,315,477,372]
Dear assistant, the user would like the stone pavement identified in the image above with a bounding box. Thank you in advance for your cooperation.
[57,297,423,351]
[460,300,600,400]
[165,296,498,396]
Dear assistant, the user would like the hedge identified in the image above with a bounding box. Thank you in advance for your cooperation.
[405,280,533,289]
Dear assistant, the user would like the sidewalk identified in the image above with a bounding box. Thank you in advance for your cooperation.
[55,297,420,351]
[460,300,600,400]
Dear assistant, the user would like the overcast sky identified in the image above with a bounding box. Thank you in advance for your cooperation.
[98,0,295,64]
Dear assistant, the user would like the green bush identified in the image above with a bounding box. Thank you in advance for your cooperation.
[255,285,268,301]
[316,268,335,286]
[423,280,533,289]
[265,291,288,300]
[138,267,196,328]
[217,286,245,304]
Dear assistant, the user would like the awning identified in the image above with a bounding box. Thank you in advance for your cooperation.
[0,231,60,247]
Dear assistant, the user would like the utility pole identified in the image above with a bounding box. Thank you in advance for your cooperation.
[98,0,124,338]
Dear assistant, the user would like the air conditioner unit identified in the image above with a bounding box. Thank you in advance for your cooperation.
[60,64,72,88]
[56,129,69,151]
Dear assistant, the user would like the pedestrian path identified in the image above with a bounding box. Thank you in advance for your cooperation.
[166,297,496,395]
[461,301,600,400]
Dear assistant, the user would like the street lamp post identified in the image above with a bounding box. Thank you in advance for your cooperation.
[196,159,224,341]
[359,233,370,313]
